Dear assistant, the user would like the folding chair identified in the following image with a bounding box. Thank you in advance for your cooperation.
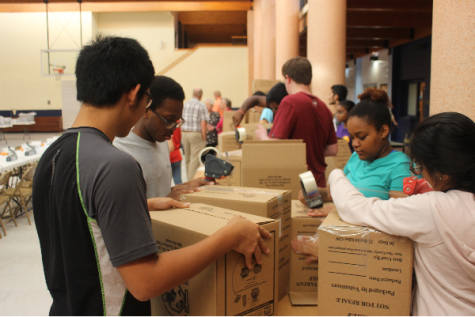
[0,171,16,237]
[5,166,35,225]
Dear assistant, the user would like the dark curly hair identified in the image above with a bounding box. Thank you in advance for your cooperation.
[348,88,392,133]
[149,76,185,110]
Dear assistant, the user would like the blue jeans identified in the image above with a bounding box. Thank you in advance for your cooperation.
[171,161,182,185]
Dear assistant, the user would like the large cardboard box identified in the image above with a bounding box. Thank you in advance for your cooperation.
[223,110,237,133]
[318,210,414,316]
[181,185,292,300]
[150,203,279,316]
[218,131,241,154]
[247,109,261,124]
[324,139,352,180]
[288,200,331,306]
[242,140,307,200]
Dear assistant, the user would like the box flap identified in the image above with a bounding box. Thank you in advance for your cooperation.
[288,291,318,306]
[150,203,276,236]
[187,185,290,203]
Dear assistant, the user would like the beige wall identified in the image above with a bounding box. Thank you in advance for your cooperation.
[163,46,249,109]
[431,0,475,120]
[0,12,93,112]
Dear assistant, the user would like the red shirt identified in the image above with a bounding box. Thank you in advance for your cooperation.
[270,92,337,187]
[170,127,182,163]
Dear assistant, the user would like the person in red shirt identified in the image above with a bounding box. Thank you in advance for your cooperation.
[168,127,183,185]
[255,57,338,188]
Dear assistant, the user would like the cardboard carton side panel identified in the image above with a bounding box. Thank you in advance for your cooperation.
[150,221,218,316]
[223,111,237,133]
[219,220,279,316]
[218,131,241,154]
[182,195,270,218]
[318,226,413,316]
[242,166,307,200]
[324,139,352,180]
[242,143,306,167]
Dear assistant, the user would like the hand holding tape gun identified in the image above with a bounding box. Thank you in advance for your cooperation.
[198,147,234,183]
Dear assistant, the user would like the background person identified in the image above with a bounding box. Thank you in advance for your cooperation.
[335,100,356,152]
[255,57,338,188]
[169,126,183,185]
[181,87,209,180]
[205,97,220,148]
[33,35,271,316]
[216,97,232,134]
[212,90,223,117]
[232,82,288,127]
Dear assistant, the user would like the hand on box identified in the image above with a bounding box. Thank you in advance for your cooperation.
[226,215,271,269]
[254,124,270,140]
[184,177,214,188]
[291,235,319,264]
[147,197,190,211]
[232,111,244,127]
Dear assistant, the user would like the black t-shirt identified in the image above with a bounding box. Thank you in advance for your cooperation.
[33,127,159,316]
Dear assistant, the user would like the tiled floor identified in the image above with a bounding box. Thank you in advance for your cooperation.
[0,131,190,315]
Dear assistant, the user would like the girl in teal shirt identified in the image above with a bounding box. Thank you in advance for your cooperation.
[301,88,412,215]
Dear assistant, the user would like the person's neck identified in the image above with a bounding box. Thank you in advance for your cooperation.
[72,103,124,142]
[374,141,393,160]
[132,120,154,143]
[343,121,348,129]
[288,82,312,95]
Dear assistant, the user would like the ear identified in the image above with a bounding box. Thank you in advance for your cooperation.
[126,84,141,106]
[284,74,291,84]
[380,124,390,139]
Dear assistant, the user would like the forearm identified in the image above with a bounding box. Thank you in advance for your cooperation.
[119,228,233,301]
[240,96,260,113]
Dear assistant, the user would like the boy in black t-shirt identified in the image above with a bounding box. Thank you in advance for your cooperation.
[33,35,271,316]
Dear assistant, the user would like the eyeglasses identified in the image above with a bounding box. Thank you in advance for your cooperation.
[409,162,423,175]
[145,92,153,108]
[336,110,347,115]
[149,108,185,130]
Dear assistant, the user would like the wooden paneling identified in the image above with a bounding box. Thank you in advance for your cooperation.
[347,0,432,12]
[347,11,432,28]
[184,24,246,35]
[3,117,63,133]
[178,11,247,25]
[0,1,252,13]
[347,27,413,40]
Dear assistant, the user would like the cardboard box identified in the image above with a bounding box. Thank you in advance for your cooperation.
[288,200,331,306]
[217,150,242,187]
[181,185,292,301]
[247,109,261,124]
[242,140,307,200]
[318,210,414,316]
[324,139,352,180]
[150,203,279,316]
[223,110,237,133]
[218,131,241,154]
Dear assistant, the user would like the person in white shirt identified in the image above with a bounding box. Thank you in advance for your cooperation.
[114,76,211,199]
[295,112,475,315]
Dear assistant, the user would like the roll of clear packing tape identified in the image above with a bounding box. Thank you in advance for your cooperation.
[199,146,221,166]
[299,171,323,209]
[235,127,246,143]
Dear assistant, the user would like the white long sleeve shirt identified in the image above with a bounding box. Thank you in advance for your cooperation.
[328,169,475,316]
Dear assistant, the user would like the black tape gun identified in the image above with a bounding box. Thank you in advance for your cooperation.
[199,147,234,182]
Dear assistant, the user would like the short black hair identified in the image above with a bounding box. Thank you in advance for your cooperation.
[76,35,155,107]
[282,57,312,85]
[331,85,348,101]
[253,91,266,96]
[339,100,355,112]
[266,82,288,106]
[410,112,475,194]
[349,88,391,133]
[149,76,185,110]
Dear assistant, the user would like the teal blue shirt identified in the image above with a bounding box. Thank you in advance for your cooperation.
[259,108,274,123]
[343,150,411,200]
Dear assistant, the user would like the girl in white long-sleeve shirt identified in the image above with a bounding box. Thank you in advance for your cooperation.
[328,112,475,315]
